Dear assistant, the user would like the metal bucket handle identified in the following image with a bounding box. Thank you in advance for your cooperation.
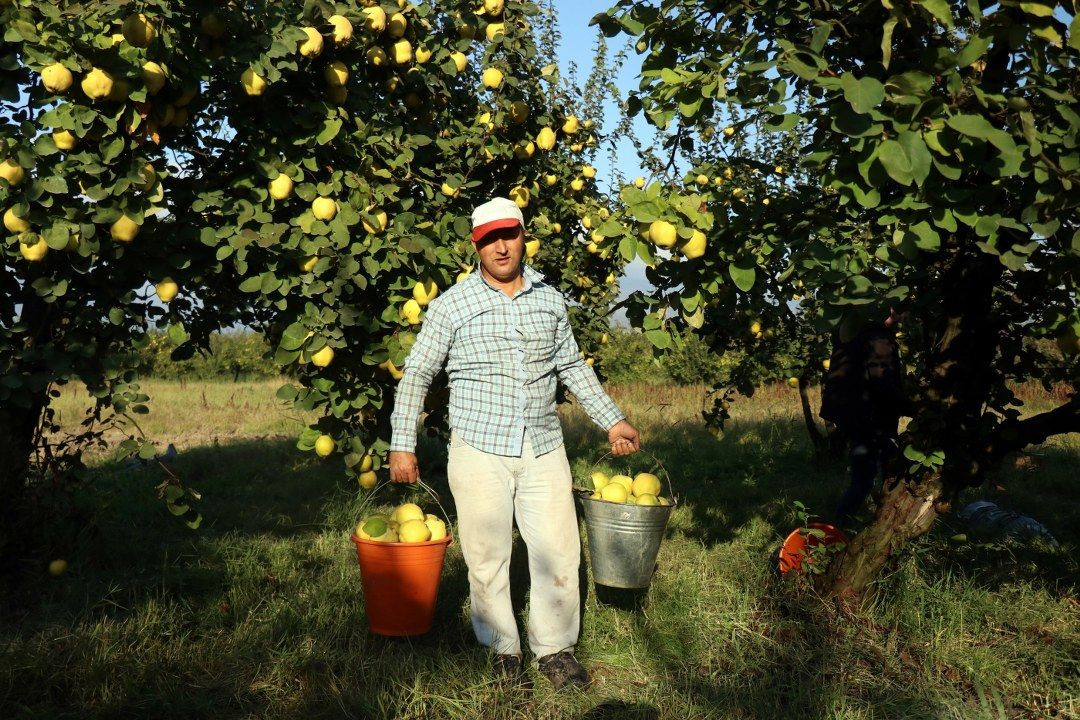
[356,478,454,533]
[581,448,678,505]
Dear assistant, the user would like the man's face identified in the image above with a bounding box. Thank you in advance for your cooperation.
[475,224,525,282]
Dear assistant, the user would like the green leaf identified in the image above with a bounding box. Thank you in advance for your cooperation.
[832,105,882,137]
[923,129,949,156]
[683,307,704,329]
[280,322,308,351]
[945,114,995,139]
[932,155,962,180]
[316,117,342,145]
[841,74,885,114]
[680,289,702,312]
[877,139,914,186]
[810,22,831,53]
[886,72,933,98]
[728,261,756,292]
[999,251,1026,270]
[33,134,58,156]
[955,32,992,67]
[909,221,941,250]
[166,323,188,345]
[903,444,927,462]
[39,175,68,194]
[847,275,872,295]
[881,14,898,69]
[259,272,281,294]
[644,329,671,350]
[898,130,932,186]
[1070,14,1080,51]
[932,207,957,232]
[986,136,1023,177]
[763,113,800,132]
[102,136,124,163]
[238,276,262,292]
[975,214,1000,237]
[597,219,624,237]
[915,0,954,29]
[42,225,71,250]
[1018,2,1054,17]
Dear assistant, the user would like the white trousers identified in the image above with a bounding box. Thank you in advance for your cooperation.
[446,431,581,658]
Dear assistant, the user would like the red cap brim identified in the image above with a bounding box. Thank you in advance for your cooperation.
[472,218,521,243]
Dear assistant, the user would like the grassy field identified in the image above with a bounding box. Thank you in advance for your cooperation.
[2,379,1078,719]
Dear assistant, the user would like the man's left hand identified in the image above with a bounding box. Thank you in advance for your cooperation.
[608,419,640,456]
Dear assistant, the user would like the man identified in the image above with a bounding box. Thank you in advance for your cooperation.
[820,308,912,528]
[388,197,640,689]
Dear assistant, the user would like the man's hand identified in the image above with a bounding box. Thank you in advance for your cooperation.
[389,451,420,484]
[608,419,640,457]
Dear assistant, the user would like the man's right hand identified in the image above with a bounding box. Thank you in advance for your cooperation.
[389,451,420,484]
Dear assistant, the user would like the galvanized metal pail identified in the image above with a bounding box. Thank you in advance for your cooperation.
[576,450,676,589]
[579,495,673,588]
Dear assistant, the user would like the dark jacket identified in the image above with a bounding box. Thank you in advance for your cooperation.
[819,323,911,440]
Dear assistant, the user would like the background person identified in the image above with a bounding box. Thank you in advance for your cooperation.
[388,197,640,690]
[820,308,912,528]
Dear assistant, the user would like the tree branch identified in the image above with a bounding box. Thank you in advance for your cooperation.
[986,394,1080,461]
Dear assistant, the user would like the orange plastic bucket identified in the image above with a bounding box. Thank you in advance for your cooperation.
[778,522,849,575]
[351,533,453,636]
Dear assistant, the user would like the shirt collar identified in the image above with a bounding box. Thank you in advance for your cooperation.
[473,263,545,295]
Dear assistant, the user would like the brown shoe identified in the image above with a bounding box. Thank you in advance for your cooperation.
[537,650,589,690]
[492,653,531,688]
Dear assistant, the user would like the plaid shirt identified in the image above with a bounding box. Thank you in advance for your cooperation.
[390,264,624,457]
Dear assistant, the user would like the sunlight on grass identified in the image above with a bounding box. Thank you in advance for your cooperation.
[3,380,1077,719]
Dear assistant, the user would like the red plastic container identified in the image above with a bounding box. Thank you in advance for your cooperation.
[351,533,452,636]
[778,523,849,575]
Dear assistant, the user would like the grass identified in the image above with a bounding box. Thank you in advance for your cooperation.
[2,380,1078,719]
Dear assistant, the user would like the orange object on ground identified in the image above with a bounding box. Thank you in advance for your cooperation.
[778,522,849,575]
[351,533,452,636]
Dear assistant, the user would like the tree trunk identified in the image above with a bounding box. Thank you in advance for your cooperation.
[823,240,1002,597]
[824,472,944,598]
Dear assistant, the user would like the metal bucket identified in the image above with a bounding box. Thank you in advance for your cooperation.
[579,493,674,589]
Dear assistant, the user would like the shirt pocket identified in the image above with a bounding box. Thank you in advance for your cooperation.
[519,306,559,358]
[453,306,508,358]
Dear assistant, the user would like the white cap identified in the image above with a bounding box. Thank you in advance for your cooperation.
[471,197,524,243]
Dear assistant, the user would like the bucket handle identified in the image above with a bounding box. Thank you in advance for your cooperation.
[582,448,677,504]
[355,478,454,534]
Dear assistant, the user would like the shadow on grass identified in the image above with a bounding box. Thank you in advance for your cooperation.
[579,700,659,719]
[599,564,945,718]
[2,415,1077,719]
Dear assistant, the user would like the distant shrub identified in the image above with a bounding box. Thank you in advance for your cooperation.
[136,331,277,380]
[595,328,669,385]
[664,333,729,386]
